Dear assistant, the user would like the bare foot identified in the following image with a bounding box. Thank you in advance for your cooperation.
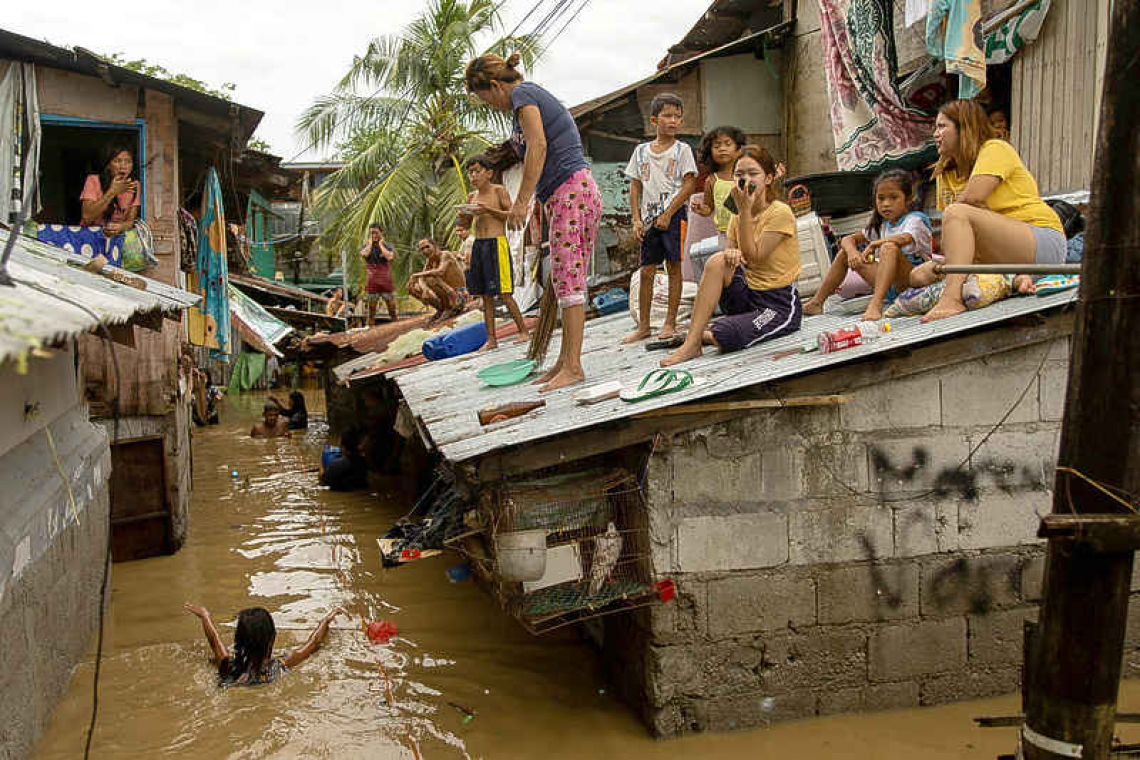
[513,332,531,344]
[921,300,967,323]
[661,342,703,367]
[861,303,883,322]
[622,326,651,344]
[533,362,562,384]
[1012,274,1036,295]
[802,300,824,317]
[477,342,498,353]
[658,324,676,340]
[539,367,586,393]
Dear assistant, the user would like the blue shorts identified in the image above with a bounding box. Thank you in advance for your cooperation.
[640,207,687,267]
[710,268,802,353]
[468,236,513,296]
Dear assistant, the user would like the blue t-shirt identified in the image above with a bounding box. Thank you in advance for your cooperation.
[509,82,588,203]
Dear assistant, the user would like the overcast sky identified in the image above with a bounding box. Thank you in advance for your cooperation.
[11,1,711,161]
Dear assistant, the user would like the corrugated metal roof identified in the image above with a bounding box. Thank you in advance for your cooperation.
[0,230,199,363]
[394,289,1078,464]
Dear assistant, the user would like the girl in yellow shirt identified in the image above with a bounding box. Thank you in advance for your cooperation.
[920,99,1064,322]
[662,145,802,366]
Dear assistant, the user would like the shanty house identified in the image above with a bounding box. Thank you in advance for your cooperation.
[0,231,196,759]
[1,28,264,559]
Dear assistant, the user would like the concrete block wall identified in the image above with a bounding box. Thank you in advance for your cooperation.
[618,337,1068,737]
[0,403,111,760]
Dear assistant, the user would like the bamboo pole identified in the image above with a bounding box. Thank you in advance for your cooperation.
[1022,3,1140,758]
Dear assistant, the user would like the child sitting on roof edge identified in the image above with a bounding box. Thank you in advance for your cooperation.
[803,169,934,322]
[623,93,699,346]
[661,145,802,366]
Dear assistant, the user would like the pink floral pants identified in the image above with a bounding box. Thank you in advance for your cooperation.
[545,168,603,308]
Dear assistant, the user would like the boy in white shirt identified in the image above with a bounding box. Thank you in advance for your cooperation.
[623,93,698,344]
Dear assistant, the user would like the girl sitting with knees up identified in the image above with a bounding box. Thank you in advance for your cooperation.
[803,169,933,322]
[184,604,344,686]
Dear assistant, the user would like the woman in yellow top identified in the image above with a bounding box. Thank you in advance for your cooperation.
[663,145,802,366]
[920,99,1064,322]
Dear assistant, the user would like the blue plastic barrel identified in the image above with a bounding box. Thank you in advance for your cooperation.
[321,443,342,469]
[423,321,488,360]
[592,288,629,316]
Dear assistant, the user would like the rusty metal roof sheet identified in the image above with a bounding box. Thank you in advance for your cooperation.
[393,290,1078,465]
[0,230,198,363]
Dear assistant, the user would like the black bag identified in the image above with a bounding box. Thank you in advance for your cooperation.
[1045,199,1085,239]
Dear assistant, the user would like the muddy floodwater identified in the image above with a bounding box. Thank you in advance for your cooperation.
[32,390,1140,758]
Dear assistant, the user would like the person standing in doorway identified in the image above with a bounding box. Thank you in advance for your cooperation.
[464,52,603,392]
[359,224,398,325]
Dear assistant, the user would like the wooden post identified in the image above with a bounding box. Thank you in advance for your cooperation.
[1023,2,1140,758]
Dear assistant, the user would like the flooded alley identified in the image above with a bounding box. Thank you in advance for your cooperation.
[25,390,1133,759]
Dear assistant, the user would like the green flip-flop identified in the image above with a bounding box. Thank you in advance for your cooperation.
[620,369,694,402]
[477,359,537,387]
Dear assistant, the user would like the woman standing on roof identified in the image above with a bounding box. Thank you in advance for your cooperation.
[464,53,603,393]
[918,99,1064,322]
[80,145,140,236]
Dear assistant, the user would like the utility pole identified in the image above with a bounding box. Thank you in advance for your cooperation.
[1023,2,1140,758]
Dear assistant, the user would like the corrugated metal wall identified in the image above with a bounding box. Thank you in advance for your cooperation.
[1011,0,1112,194]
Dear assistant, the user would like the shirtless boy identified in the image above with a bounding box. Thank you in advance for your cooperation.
[458,154,529,350]
[250,404,290,438]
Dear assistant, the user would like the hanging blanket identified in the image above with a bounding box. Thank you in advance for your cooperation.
[926,0,985,98]
[191,168,231,361]
[819,0,936,171]
[227,351,266,393]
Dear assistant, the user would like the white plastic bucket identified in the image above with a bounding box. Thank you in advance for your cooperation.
[494,529,548,582]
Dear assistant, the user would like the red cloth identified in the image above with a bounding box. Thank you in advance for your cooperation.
[361,243,394,294]
[80,174,139,223]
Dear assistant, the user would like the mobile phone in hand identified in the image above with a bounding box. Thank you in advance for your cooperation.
[723,180,757,215]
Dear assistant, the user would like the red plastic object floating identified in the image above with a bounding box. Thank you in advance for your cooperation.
[654,578,676,603]
[400,548,422,560]
[365,620,398,644]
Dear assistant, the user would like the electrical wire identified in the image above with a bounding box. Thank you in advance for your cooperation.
[545,0,592,50]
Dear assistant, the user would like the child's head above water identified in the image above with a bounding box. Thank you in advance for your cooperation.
[649,93,684,138]
[698,126,747,172]
[869,169,916,231]
[220,607,276,681]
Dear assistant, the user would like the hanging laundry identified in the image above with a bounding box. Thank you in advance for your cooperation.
[189,168,231,360]
[926,0,986,99]
[905,0,930,27]
[818,0,935,171]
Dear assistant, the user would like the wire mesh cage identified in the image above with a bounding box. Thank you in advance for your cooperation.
[480,468,662,635]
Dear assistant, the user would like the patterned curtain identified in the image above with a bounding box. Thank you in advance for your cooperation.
[818,0,936,171]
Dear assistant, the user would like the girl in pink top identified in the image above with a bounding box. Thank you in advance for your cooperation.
[80,145,140,235]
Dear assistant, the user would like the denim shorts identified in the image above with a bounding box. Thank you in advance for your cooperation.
[1031,225,1066,265]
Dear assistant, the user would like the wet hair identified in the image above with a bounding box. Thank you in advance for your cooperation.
[697,125,747,172]
[219,607,276,683]
[867,169,917,236]
[734,144,781,203]
[340,426,363,458]
[98,145,136,223]
[417,237,437,250]
[466,153,493,171]
[263,403,278,414]
[650,93,684,117]
[465,52,524,92]
[288,391,307,416]
[933,99,996,179]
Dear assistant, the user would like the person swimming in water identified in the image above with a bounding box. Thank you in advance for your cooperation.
[250,404,290,438]
[183,604,345,686]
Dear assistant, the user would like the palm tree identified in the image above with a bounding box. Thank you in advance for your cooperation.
[298,0,539,294]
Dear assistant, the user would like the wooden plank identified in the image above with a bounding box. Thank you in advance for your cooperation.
[109,436,171,562]
[631,395,848,419]
[1038,515,1140,553]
